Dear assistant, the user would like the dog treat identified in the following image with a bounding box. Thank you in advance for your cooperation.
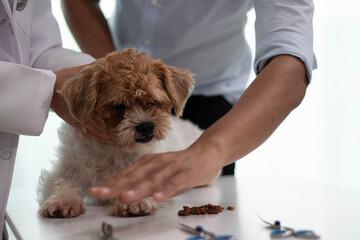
[178,204,224,216]
[227,206,235,211]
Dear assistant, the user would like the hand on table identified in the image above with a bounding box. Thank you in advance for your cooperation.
[89,147,222,203]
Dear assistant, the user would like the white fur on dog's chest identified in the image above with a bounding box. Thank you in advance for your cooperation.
[58,124,150,186]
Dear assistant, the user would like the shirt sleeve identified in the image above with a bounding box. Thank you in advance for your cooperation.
[253,0,317,82]
[0,0,95,136]
[29,0,94,71]
[0,61,56,135]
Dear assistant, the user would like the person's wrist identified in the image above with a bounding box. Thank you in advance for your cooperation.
[188,136,227,170]
[50,70,65,110]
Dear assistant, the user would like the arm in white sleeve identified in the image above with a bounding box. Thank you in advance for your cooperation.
[30,0,94,71]
[0,61,55,135]
[253,0,317,82]
[0,0,94,136]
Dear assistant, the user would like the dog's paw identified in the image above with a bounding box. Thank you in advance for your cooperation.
[109,198,156,217]
[39,196,86,218]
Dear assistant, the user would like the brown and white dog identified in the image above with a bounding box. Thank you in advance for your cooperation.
[37,49,203,218]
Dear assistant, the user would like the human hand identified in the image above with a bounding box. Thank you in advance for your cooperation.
[89,147,223,203]
[51,60,112,144]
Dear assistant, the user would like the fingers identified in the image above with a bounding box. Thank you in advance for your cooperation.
[118,161,184,203]
[81,129,111,144]
[153,186,192,202]
[152,174,194,202]
[71,117,112,144]
[89,152,193,202]
[89,153,167,199]
[72,123,110,144]
[89,150,221,204]
[85,118,112,144]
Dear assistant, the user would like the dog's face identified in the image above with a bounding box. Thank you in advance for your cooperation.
[60,49,194,150]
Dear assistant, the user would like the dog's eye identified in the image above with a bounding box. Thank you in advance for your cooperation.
[148,100,157,106]
[114,103,126,111]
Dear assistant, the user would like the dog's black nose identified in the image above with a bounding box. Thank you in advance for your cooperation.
[136,122,154,137]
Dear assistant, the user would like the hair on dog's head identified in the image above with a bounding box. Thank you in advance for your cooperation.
[59,49,194,149]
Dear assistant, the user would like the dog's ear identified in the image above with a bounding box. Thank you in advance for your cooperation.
[59,63,104,130]
[152,61,194,116]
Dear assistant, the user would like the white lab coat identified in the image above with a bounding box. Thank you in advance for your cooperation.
[0,0,93,236]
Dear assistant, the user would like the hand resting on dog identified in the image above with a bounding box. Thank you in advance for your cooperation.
[51,59,112,144]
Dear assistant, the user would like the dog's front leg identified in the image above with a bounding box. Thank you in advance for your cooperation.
[109,197,158,217]
[38,173,86,218]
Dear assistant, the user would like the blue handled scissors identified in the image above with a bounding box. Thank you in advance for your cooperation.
[256,212,320,239]
[179,223,235,240]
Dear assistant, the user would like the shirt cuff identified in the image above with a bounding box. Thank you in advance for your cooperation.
[0,63,56,136]
[30,69,56,135]
[254,30,317,83]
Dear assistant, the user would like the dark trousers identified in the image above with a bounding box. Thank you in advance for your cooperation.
[181,95,235,175]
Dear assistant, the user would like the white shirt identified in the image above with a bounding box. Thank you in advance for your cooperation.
[109,0,317,104]
[0,0,93,235]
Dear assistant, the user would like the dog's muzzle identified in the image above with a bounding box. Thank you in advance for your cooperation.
[135,122,154,143]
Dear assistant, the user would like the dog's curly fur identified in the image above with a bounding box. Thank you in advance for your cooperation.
[37,49,203,218]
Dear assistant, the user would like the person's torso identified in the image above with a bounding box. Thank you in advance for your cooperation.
[0,0,33,65]
[109,0,254,102]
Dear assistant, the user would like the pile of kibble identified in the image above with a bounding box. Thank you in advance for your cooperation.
[178,204,235,216]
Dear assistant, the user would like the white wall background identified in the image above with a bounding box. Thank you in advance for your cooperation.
[11,0,360,192]
[238,0,360,191]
